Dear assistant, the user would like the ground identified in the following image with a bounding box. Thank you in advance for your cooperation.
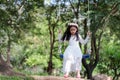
[31,76,85,80]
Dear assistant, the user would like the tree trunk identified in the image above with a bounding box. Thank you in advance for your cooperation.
[82,18,100,79]
[6,34,11,65]
[47,39,54,74]
[113,68,119,80]
[82,18,93,79]
[82,58,93,79]
[47,25,56,74]
[0,53,12,75]
[0,53,24,76]
[0,34,23,76]
[0,53,5,64]
[86,69,93,79]
[47,25,53,74]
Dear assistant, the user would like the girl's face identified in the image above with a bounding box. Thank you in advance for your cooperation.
[70,26,77,35]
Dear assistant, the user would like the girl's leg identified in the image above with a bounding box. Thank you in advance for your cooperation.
[63,56,73,78]
[63,59,72,78]
[64,72,69,78]
[75,57,82,78]
[76,70,81,78]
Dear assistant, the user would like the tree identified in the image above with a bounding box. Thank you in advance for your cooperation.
[0,0,33,75]
[44,3,60,74]
[82,0,119,79]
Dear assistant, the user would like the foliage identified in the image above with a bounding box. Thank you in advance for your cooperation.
[25,54,48,67]
[97,33,120,80]
[0,75,33,80]
[0,0,120,78]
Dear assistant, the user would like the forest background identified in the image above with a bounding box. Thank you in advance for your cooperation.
[0,0,120,80]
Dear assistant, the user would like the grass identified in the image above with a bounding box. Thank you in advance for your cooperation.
[0,75,34,80]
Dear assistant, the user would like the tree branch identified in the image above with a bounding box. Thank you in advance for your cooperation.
[68,0,76,16]
[77,0,80,14]
[101,3,119,24]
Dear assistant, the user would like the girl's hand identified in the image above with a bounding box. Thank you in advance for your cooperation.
[87,31,92,37]
[59,29,62,33]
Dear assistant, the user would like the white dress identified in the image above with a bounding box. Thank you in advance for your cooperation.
[60,35,89,73]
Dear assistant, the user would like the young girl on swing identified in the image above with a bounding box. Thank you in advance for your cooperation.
[58,23,91,78]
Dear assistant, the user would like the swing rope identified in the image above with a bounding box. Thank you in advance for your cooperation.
[87,0,90,30]
[57,1,61,20]
[81,0,91,58]
[87,0,91,54]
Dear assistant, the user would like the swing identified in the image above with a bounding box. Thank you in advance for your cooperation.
[59,51,91,59]
[58,45,91,59]
[58,0,91,59]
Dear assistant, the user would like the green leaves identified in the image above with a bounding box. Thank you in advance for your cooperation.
[98,37,120,79]
[25,54,48,67]
[53,56,62,68]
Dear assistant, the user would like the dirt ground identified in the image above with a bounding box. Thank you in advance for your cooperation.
[31,75,85,80]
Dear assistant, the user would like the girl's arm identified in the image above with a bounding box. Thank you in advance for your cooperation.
[79,35,90,45]
[58,32,63,43]
[58,30,65,43]
[79,31,91,45]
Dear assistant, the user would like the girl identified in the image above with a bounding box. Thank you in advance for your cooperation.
[58,23,91,78]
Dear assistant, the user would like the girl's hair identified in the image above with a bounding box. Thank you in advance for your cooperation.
[61,23,79,41]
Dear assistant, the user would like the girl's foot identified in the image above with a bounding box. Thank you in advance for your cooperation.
[64,73,69,78]
[64,75,69,78]
[76,74,81,78]
[76,70,81,78]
